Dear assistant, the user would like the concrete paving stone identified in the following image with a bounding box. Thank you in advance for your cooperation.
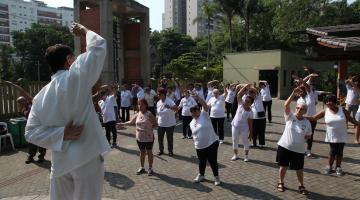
[1,99,359,199]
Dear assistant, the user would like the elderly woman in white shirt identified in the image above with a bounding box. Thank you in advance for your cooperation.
[306,95,360,176]
[120,84,133,122]
[248,87,266,147]
[190,91,220,186]
[207,83,228,143]
[231,84,254,162]
[259,80,272,123]
[178,90,198,139]
[276,87,312,195]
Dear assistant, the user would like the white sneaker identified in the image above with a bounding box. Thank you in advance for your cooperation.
[219,140,224,144]
[194,174,205,183]
[244,157,249,162]
[336,167,344,176]
[231,155,239,161]
[214,176,221,186]
[306,150,311,157]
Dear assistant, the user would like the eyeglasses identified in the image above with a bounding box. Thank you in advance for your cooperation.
[296,107,306,111]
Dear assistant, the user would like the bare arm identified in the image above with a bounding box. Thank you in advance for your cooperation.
[222,82,228,97]
[343,108,360,125]
[305,110,325,121]
[237,84,250,104]
[192,90,209,112]
[284,87,301,115]
[148,112,158,128]
[4,81,33,101]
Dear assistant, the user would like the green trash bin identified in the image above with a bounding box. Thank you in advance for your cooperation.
[8,117,28,148]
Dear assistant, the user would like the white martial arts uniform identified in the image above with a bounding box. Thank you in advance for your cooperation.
[25,31,110,200]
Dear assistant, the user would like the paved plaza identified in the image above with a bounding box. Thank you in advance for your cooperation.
[1,99,360,200]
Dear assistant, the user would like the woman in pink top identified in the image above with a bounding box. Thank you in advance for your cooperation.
[119,99,157,176]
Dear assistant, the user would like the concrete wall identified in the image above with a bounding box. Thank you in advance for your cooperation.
[223,50,333,99]
[223,50,281,84]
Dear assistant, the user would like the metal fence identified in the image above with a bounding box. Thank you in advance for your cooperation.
[0,82,47,119]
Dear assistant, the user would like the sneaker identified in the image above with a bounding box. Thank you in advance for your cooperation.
[25,157,34,164]
[259,145,264,148]
[157,151,164,156]
[111,143,117,148]
[194,174,205,183]
[37,158,45,163]
[168,152,174,157]
[214,176,221,186]
[324,166,332,174]
[336,167,344,176]
[306,150,311,157]
[147,168,154,176]
[136,167,146,175]
[182,136,187,139]
[188,136,193,139]
[219,140,224,144]
[244,157,249,162]
[231,155,239,161]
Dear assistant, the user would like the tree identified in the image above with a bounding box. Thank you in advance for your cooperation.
[0,44,14,81]
[12,23,74,81]
[194,0,219,69]
[216,0,237,52]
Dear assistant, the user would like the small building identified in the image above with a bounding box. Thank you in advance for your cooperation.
[223,50,333,99]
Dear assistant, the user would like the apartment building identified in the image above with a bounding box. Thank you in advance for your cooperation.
[0,0,73,45]
[163,0,212,39]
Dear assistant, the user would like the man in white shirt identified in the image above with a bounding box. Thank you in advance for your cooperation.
[25,23,110,200]
[99,86,118,148]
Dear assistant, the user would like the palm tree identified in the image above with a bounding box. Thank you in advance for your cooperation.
[216,0,237,52]
[193,0,218,69]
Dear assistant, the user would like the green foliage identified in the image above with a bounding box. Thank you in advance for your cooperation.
[12,23,74,81]
[0,44,14,81]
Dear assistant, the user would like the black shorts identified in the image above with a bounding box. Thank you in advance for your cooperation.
[137,140,154,150]
[276,146,304,170]
[329,143,345,157]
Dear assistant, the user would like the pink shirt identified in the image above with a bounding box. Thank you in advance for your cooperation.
[135,111,154,142]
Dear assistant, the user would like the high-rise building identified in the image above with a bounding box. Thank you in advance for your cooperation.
[0,0,74,45]
[162,0,212,39]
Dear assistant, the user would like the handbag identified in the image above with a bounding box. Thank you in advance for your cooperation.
[257,111,265,118]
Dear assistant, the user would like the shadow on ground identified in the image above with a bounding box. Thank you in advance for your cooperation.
[104,171,134,190]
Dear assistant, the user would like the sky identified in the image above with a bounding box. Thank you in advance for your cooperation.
[39,0,356,31]
[39,0,164,31]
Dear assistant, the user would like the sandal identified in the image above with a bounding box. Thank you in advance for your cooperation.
[277,183,285,192]
[298,186,308,195]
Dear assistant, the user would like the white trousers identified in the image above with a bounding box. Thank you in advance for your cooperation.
[50,156,104,200]
[232,126,250,150]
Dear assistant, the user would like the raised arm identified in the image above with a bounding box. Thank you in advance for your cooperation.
[4,81,33,101]
[237,84,250,104]
[284,87,300,115]
[222,82,228,97]
[192,90,209,112]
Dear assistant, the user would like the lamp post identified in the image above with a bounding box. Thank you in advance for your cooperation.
[334,62,339,98]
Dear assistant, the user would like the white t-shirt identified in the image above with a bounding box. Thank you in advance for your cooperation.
[225,88,236,104]
[297,92,317,116]
[144,90,157,107]
[231,101,253,133]
[179,96,198,116]
[190,111,219,149]
[345,84,359,105]
[324,107,347,143]
[156,97,176,127]
[99,95,117,123]
[251,95,265,119]
[195,88,205,100]
[174,87,181,101]
[205,87,213,102]
[137,88,145,99]
[121,90,132,107]
[207,95,225,118]
[277,113,312,153]
[260,85,272,101]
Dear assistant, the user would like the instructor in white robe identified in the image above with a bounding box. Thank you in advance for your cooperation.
[25,23,110,200]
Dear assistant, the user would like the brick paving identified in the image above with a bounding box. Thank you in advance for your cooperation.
[1,99,360,200]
